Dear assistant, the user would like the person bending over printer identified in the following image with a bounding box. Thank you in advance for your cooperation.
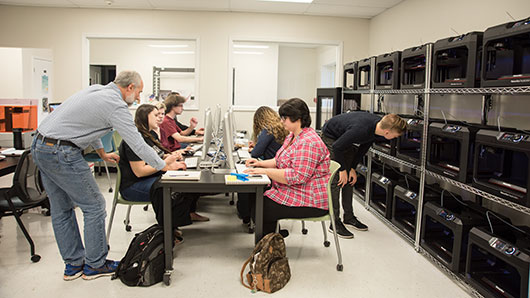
[320,112,407,239]
[160,94,209,222]
[237,106,289,231]
[244,98,330,239]
[119,104,196,245]
[169,91,204,136]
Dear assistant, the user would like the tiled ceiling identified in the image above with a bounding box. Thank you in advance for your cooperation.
[0,0,403,18]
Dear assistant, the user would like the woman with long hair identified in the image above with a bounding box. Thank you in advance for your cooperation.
[237,106,289,231]
[118,104,193,245]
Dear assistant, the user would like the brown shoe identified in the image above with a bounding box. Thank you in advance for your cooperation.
[190,212,210,222]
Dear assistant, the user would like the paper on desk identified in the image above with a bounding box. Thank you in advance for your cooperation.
[162,170,201,180]
[0,148,25,156]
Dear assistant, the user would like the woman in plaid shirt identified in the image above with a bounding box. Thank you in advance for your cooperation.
[245,98,331,239]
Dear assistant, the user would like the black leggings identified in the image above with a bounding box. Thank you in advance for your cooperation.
[252,195,328,240]
[150,182,196,229]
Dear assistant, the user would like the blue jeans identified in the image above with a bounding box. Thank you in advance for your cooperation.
[31,137,108,268]
[120,176,158,202]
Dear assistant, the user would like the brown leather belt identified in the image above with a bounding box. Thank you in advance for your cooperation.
[36,132,79,149]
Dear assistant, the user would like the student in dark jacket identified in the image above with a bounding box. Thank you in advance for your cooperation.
[321,112,407,239]
[237,106,289,230]
[119,104,196,245]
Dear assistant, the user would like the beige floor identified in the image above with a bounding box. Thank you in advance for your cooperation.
[0,172,471,298]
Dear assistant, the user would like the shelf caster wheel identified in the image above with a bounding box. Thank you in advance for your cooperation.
[107,244,110,250]
[108,188,113,193]
[324,241,330,247]
[336,264,343,271]
[31,254,41,263]
[143,205,149,211]
[163,273,171,285]
[302,229,308,235]
[125,225,132,232]
[229,200,235,206]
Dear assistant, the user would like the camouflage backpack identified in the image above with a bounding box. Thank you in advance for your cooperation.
[240,233,291,293]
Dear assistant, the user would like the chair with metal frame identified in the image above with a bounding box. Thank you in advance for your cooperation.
[277,160,343,271]
[83,130,115,193]
[0,150,49,262]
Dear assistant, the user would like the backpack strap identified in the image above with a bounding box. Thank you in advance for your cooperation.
[240,255,254,290]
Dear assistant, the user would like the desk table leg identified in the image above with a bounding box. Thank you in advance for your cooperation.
[163,186,172,285]
[254,186,264,244]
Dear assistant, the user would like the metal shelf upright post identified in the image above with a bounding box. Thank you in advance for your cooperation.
[364,57,377,209]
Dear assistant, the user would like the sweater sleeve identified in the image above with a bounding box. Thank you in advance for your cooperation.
[331,128,369,171]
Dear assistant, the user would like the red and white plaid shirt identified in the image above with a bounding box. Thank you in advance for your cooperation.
[265,127,330,210]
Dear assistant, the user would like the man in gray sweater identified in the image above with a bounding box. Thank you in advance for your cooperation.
[32,71,177,281]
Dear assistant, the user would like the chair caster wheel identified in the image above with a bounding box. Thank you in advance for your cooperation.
[31,254,41,263]
[229,200,235,206]
[125,225,132,232]
[143,205,149,211]
[43,209,51,216]
[108,188,113,193]
[302,229,308,235]
[163,273,171,285]
[336,264,343,271]
[324,241,330,247]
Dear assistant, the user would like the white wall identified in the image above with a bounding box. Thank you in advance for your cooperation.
[0,5,370,133]
[0,47,23,98]
[277,46,317,105]
[90,38,197,107]
[369,0,530,56]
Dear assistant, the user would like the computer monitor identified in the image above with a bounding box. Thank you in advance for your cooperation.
[228,106,236,135]
[222,112,236,171]
[213,104,222,138]
[201,108,213,161]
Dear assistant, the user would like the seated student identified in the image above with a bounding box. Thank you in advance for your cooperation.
[237,106,288,230]
[160,94,209,222]
[118,104,195,244]
[244,98,331,239]
[169,92,204,136]
[153,101,188,156]
[160,94,203,152]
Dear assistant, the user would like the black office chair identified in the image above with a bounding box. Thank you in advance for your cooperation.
[0,150,49,263]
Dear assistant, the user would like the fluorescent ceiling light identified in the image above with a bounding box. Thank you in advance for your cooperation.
[162,51,195,55]
[233,51,264,55]
[257,0,313,3]
[149,44,189,48]
[233,45,270,49]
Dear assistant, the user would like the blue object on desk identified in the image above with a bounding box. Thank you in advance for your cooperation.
[231,172,249,181]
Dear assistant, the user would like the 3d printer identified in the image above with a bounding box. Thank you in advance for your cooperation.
[343,61,358,90]
[482,17,530,87]
[466,225,530,298]
[357,57,374,90]
[427,123,479,183]
[396,118,424,165]
[420,192,485,273]
[375,51,401,90]
[472,129,530,207]
[369,165,402,219]
[432,31,483,88]
[401,44,431,89]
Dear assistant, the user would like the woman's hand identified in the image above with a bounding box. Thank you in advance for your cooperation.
[171,150,183,160]
[244,167,267,175]
[248,141,255,149]
[337,170,349,187]
[164,154,178,165]
[168,161,187,171]
[245,158,260,167]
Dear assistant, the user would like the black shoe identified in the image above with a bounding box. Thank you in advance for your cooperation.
[344,217,368,231]
[328,221,354,239]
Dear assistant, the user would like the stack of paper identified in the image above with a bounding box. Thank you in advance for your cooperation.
[0,148,25,156]
[162,170,202,180]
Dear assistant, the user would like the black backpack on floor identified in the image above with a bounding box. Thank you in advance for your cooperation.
[112,224,172,287]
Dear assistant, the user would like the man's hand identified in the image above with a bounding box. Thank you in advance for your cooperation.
[164,154,178,165]
[337,170,348,187]
[171,150,183,161]
[103,152,120,163]
[168,161,187,171]
[348,168,358,186]
[189,117,198,129]
[195,128,205,136]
